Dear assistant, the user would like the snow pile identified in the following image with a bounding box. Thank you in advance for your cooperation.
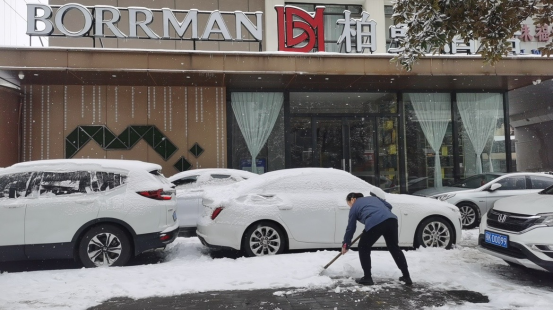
[1,228,552,310]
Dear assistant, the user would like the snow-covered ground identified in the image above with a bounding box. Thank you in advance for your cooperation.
[1,229,552,310]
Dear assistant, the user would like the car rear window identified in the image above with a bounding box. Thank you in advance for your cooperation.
[149,170,172,185]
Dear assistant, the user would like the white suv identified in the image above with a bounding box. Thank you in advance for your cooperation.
[478,185,553,273]
[0,159,178,267]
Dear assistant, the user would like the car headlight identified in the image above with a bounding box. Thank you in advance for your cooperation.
[535,213,553,226]
[432,193,456,201]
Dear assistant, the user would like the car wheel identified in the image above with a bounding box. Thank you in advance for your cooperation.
[243,222,285,257]
[78,224,132,267]
[457,202,480,229]
[416,217,454,249]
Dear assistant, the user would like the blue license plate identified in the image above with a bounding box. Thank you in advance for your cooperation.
[172,211,177,222]
[485,231,508,248]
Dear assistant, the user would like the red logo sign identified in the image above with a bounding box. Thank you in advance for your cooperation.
[275,5,325,52]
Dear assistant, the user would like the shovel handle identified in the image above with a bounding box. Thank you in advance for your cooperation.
[322,233,363,270]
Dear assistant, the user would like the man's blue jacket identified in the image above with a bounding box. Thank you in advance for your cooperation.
[342,196,397,248]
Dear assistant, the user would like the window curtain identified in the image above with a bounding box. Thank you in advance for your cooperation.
[408,93,451,188]
[231,92,284,174]
[457,93,502,174]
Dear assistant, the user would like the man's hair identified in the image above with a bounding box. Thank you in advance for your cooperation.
[346,192,364,201]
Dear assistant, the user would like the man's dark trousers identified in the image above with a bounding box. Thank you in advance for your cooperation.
[358,218,409,278]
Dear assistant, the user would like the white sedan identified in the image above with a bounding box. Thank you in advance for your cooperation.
[168,169,256,236]
[196,168,462,256]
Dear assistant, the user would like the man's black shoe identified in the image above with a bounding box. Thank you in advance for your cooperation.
[399,276,413,286]
[355,277,374,286]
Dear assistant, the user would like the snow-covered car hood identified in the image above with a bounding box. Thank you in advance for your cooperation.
[413,186,468,197]
[493,193,553,215]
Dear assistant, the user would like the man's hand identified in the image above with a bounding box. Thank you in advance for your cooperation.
[341,244,348,255]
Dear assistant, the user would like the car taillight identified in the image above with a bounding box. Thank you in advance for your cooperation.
[137,189,172,200]
[211,207,224,220]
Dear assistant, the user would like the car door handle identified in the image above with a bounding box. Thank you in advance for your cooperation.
[278,205,292,210]
[5,205,25,209]
[338,206,349,210]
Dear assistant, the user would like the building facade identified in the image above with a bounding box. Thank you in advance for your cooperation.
[1,0,552,194]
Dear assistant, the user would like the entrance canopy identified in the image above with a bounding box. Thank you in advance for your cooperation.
[0,47,551,91]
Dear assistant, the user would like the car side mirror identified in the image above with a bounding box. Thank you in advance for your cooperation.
[489,183,502,191]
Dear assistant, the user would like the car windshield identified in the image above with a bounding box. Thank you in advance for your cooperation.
[451,174,500,188]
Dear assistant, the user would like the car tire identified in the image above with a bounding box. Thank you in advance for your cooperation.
[415,217,455,249]
[457,202,480,229]
[242,221,285,257]
[78,224,132,267]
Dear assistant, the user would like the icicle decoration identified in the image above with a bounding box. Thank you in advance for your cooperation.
[92,86,96,123]
[47,86,50,159]
[195,88,198,122]
[220,88,222,168]
[81,86,84,118]
[64,86,67,130]
[115,86,118,123]
[98,86,102,123]
[41,86,44,160]
[169,87,172,131]
[29,86,33,160]
[147,87,151,119]
[185,87,188,137]
[216,88,219,167]
[23,86,27,162]
[131,86,135,118]
[164,87,167,131]
[200,88,204,123]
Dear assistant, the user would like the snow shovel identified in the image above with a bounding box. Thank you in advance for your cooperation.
[319,233,362,275]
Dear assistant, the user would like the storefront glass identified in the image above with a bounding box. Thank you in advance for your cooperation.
[456,93,507,177]
[404,93,454,193]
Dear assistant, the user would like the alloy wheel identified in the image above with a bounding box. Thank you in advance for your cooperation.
[421,221,451,248]
[459,205,477,227]
[249,226,281,256]
[87,232,123,266]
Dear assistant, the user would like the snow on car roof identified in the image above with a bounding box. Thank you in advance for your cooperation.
[6,159,161,173]
[168,168,257,182]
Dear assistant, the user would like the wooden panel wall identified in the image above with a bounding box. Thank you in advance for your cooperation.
[0,87,20,167]
[21,85,227,176]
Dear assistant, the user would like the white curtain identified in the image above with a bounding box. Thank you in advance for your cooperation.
[409,93,451,188]
[231,92,284,174]
[457,93,502,174]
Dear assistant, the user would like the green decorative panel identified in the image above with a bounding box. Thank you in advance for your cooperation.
[65,125,178,161]
[189,143,204,158]
[174,156,192,172]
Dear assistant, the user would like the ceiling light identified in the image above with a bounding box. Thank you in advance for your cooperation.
[325,77,329,81]
[390,78,395,81]
[34,73,39,77]
[357,95,361,98]
[186,76,190,79]
[18,71,24,80]
[514,78,518,81]
[452,78,457,81]
[258,77,262,80]
[112,74,117,78]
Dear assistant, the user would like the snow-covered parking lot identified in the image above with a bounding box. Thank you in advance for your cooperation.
[1,229,552,310]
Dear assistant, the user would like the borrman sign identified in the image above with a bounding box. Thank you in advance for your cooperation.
[26,4,262,42]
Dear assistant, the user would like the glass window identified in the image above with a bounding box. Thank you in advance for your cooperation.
[496,176,526,190]
[91,171,127,192]
[0,172,33,199]
[404,93,453,192]
[290,92,397,114]
[457,93,506,178]
[290,117,313,168]
[39,171,91,197]
[172,176,198,187]
[529,175,553,189]
[285,3,362,53]
[451,174,501,188]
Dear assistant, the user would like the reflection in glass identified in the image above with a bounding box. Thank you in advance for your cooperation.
[290,117,313,168]
[378,117,400,193]
[290,92,397,114]
[316,119,343,169]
